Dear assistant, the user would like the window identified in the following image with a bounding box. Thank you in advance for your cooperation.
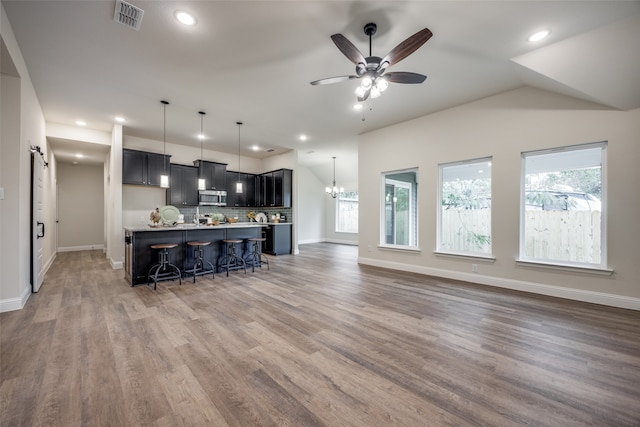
[520,142,606,268]
[438,158,492,255]
[381,169,418,248]
[336,191,358,233]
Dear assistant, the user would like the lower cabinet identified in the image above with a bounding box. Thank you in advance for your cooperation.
[264,223,292,255]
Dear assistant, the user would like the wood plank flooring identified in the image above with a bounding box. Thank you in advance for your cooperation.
[1,243,639,426]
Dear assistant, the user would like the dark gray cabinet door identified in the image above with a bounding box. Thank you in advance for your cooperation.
[123,149,170,186]
[168,164,198,206]
[195,160,227,190]
[146,153,169,186]
[123,149,146,184]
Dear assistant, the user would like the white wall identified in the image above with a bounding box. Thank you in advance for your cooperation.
[1,4,55,311]
[296,166,324,244]
[56,163,104,251]
[358,87,640,309]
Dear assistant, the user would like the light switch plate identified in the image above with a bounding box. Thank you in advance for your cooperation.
[0,187,4,200]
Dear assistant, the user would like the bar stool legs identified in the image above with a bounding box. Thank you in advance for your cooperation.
[187,241,215,282]
[218,239,246,276]
[245,237,269,272]
[148,243,182,290]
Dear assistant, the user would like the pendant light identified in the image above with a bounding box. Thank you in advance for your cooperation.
[160,100,170,188]
[325,156,344,198]
[236,121,243,193]
[198,111,206,190]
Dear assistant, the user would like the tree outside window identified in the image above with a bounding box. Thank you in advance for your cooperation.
[438,158,492,255]
[336,191,358,233]
[521,142,606,267]
[382,169,418,248]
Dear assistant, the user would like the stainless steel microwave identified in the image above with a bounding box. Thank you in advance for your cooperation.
[199,190,227,206]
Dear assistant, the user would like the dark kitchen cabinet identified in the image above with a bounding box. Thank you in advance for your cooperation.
[168,164,198,206]
[193,160,227,190]
[225,171,258,207]
[123,149,170,186]
[260,168,292,207]
[264,223,292,255]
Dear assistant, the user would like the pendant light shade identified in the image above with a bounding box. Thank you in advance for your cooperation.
[160,100,170,188]
[236,121,243,194]
[325,156,344,198]
[198,111,206,191]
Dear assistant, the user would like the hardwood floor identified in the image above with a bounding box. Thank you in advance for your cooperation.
[2,243,639,426]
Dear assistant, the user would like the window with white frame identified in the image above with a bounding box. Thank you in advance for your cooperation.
[520,142,606,268]
[381,169,418,248]
[438,158,492,255]
[336,191,358,233]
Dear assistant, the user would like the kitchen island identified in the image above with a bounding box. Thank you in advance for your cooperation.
[124,223,267,286]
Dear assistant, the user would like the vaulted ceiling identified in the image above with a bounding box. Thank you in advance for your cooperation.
[3,1,639,182]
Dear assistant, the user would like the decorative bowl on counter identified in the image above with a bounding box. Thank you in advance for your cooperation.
[227,217,239,223]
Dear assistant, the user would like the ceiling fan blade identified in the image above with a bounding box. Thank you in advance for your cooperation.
[310,75,359,86]
[384,72,427,84]
[331,34,366,66]
[380,28,433,68]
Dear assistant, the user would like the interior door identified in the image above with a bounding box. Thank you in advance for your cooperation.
[32,152,46,292]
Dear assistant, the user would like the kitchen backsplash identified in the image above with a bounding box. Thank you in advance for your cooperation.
[179,206,292,223]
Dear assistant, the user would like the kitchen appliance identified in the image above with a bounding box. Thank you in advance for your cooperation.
[199,190,227,206]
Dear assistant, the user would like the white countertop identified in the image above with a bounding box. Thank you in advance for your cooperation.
[124,222,289,232]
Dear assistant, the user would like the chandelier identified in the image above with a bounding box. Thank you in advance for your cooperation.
[325,156,344,198]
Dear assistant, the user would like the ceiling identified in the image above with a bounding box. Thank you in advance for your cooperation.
[3,1,639,182]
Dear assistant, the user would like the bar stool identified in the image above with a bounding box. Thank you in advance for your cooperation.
[244,237,269,272]
[148,243,182,290]
[186,241,215,282]
[218,239,246,276]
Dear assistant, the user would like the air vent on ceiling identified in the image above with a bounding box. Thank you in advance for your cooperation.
[114,0,144,31]
[265,148,275,153]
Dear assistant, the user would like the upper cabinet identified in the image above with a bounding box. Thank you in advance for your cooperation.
[193,160,227,190]
[167,164,198,206]
[261,169,292,208]
[225,171,258,207]
[123,149,170,186]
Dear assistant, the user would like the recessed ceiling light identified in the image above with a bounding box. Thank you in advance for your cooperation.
[299,134,308,141]
[251,145,260,151]
[75,153,84,158]
[197,133,205,140]
[175,11,196,26]
[115,116,126,123]
[75,120,86,126]
[528,30,550,42]
[353,103,363,111]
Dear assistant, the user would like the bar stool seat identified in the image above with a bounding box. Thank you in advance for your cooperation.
[148,243,182,290]
[218,239,246,276]
[186,241,215,282]
[245,237,269,272]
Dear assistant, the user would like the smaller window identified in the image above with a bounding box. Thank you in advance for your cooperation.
[438,158,492,255]
[336,191,358,233]
[381,169,419,248]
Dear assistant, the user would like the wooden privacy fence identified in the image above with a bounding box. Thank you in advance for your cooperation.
[441,210,601,263]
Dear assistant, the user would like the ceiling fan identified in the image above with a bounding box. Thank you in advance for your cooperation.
[310,23,433,101]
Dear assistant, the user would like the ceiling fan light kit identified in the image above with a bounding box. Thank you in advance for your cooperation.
[311,22,432,102]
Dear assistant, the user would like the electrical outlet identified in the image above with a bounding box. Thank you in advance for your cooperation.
[139,215,145,223]
[368,245,372,252]
[471,264,479,273]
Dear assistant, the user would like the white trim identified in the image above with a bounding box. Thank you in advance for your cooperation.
[298,238,324,245]
[110,258,123,269]
[43,252,56,277]
[434,251,496,262]
[357,256,640,311]
[325,238,358,246]
[57,244,105,252]
[0,285,31,313]
[516,259,613,276]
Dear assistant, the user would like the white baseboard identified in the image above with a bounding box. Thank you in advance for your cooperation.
[325,238,358,246]
[298,238,324,245]
[57,244,105,252]
[357,256,640,311]
[110,258,123,270]
[0,284,31,313]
